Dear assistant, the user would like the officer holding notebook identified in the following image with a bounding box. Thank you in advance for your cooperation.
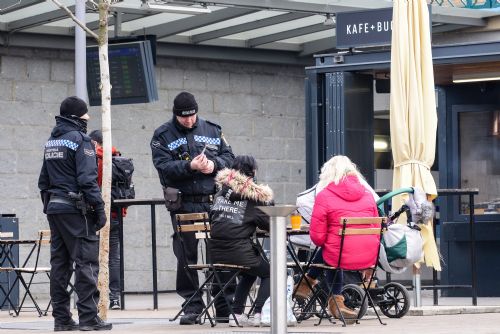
[150,91,234,325]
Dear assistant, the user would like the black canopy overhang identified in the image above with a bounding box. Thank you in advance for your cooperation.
[307,41,500,73]
[0,0,493,64]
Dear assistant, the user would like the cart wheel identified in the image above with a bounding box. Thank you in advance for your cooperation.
[341,284,368,319]
[292,294,315,321]
[379,282,410,318]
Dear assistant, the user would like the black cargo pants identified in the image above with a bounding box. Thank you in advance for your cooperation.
[170,201,236,317]
[47,213,100,325]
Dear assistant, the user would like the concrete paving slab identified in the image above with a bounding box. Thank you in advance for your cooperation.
[2,314,500,334]
[1,293,500,334]
[408,305,500,315]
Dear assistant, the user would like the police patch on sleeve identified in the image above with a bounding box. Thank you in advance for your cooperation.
[84,148,95,157]
[44,147,66,160]
[151,140,161,149]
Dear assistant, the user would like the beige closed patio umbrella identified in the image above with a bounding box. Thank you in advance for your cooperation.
[390,0,441,271]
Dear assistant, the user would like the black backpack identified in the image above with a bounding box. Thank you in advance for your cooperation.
[111,156,135,201]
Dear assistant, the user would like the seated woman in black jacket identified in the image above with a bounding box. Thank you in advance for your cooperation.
[209,155,273,327]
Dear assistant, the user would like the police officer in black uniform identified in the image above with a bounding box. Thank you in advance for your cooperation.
[151,91,235,325]
[38,96,112,331]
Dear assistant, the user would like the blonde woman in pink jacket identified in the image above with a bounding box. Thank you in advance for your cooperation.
[309,155,379,320]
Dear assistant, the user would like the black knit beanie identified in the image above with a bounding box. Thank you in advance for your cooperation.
[173,92,198,117]
[60,96,88,118]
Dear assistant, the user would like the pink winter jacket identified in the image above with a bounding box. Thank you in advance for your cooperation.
[310,175,379,270]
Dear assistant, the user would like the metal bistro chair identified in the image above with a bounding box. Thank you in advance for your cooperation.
[283,226,323,322]
[289,245,323,322]
[307,217,387,327]
[170,212,249,327]
[3,230,52,317]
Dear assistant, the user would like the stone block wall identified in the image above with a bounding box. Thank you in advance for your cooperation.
[0,46,307,293]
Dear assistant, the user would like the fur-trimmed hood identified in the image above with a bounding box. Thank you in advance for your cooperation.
[215,168,274,203]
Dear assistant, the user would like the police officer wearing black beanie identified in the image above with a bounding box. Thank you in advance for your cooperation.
[151,91,235,325]
[38,96,112,331]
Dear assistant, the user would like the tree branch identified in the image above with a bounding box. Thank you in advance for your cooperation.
[50,0,99,40]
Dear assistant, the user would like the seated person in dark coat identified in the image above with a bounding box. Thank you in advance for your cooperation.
[209,155,274,327]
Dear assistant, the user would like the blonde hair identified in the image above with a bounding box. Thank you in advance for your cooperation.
[316,155,364,193]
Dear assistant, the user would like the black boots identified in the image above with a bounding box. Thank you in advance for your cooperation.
[54,319,79,332]
[79,317,113,331]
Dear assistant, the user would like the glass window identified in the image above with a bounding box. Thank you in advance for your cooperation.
[459,110,500,215]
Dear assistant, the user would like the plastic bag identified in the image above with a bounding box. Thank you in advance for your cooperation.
[296,185,317,224]
[261,275,297,327]
[261,297,271,326]
[286,275,298,326]
[379,223,424,273]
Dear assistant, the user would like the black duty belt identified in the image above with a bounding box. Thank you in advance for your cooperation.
[49,196,74,206]
[182,194,214,203]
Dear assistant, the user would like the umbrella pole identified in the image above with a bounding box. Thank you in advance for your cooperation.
[413,265,422,307]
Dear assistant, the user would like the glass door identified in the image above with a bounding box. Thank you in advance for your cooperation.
[452,105,500,220]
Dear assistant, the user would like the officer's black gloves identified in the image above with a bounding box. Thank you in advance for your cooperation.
[94,205,107,231]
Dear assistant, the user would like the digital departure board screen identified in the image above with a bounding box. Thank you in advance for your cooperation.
[87,41,158,106]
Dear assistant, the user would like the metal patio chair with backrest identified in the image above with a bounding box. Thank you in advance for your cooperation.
[289,244,324,322]
[8,230,52,317]
[308,216,387,327]
[170,212,249,327]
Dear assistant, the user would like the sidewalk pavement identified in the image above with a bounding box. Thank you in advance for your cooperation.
[1,292,500,334]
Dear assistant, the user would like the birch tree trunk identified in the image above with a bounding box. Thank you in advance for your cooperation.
[97,0,112,320]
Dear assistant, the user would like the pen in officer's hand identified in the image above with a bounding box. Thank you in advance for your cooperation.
[200,143,207,155]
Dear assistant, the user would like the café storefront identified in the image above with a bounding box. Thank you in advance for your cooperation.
[304,8,500,296]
